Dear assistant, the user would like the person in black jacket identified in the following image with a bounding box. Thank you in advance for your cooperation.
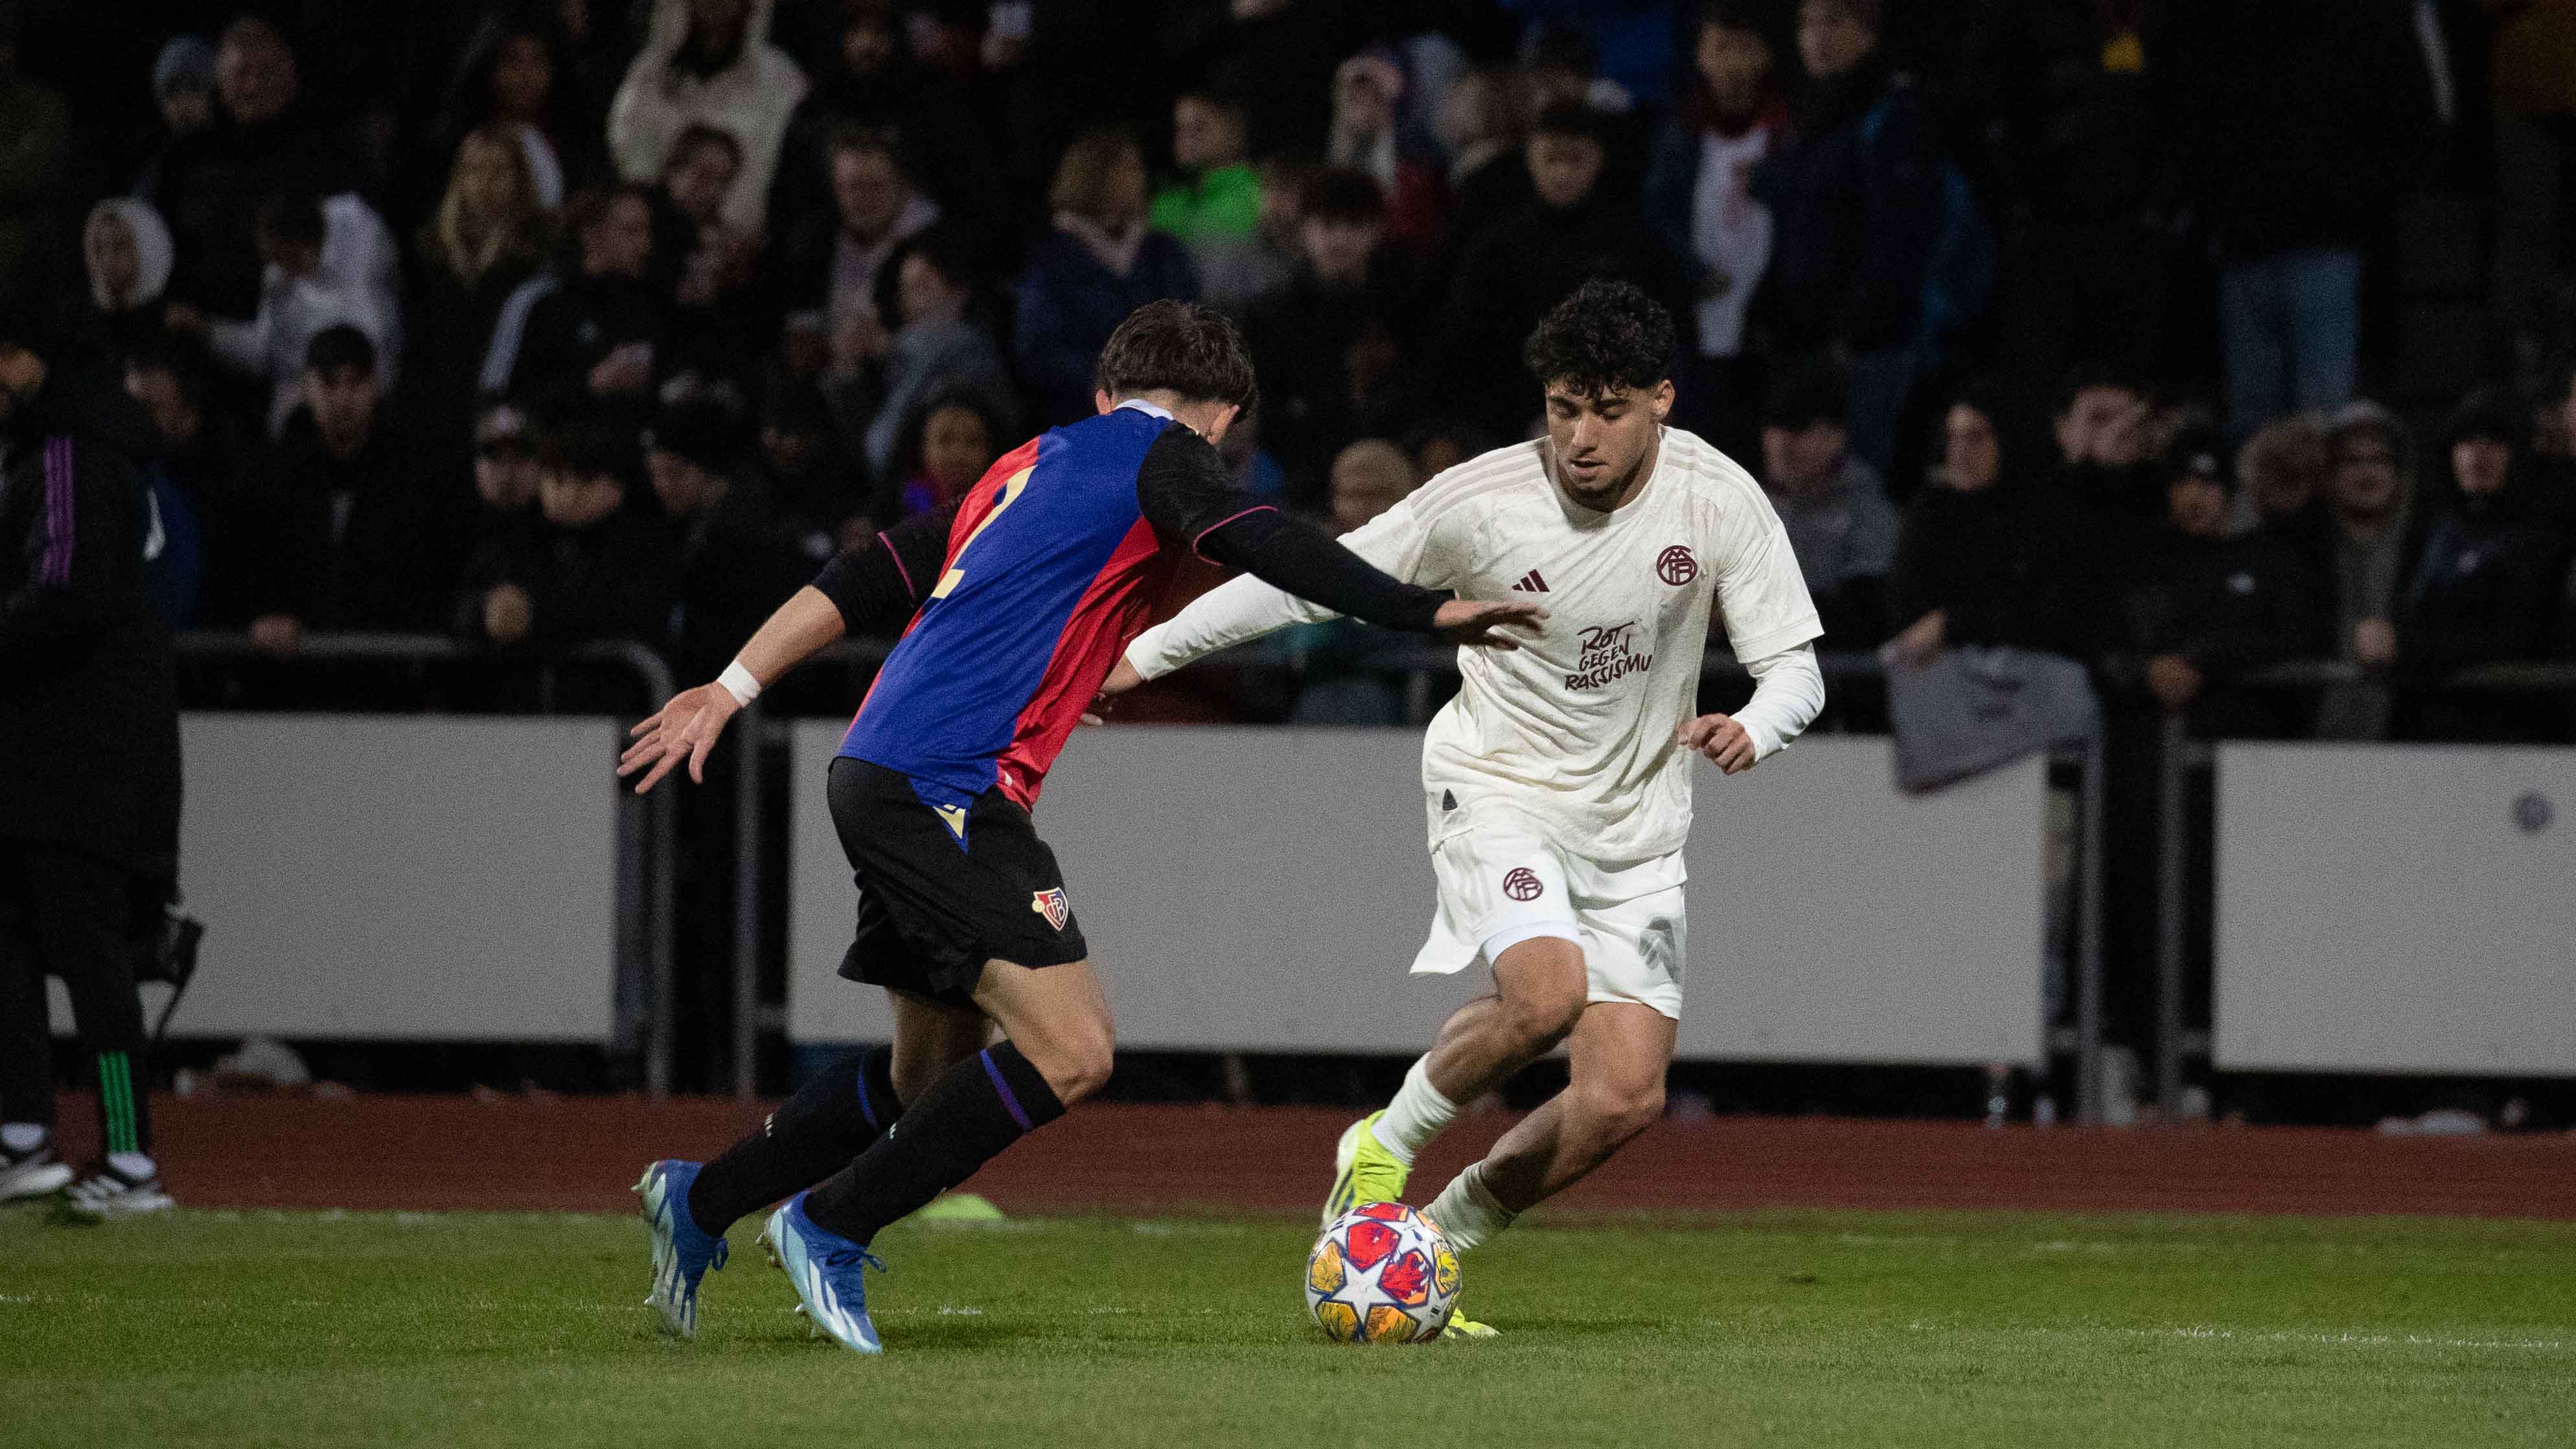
[457,415,674,653]
[0,307,180,1218]
[2391,389,2573,740]
[2122,426,2328,737]
[505,186,664,424]
[647,397,816,679]
[1886,382,2104,662]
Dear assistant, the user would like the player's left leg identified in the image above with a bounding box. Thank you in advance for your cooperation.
[1423,1000,1676,1251]
[17,846,168,1219]
[0,866,74,1203]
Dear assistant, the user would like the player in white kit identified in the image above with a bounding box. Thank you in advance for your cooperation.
[1108,281,1826,1336]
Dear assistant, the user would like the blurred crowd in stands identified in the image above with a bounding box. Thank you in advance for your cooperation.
[5,0,2576,739]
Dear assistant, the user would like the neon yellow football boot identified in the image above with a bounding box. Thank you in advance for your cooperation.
[1321,1110,1410,1228]
[1441,1308,1500,1341]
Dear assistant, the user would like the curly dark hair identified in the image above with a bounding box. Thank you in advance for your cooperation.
[1522,279,1673,399]
[1094,299,1259,412]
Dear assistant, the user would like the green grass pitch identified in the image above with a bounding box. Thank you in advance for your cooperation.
[5,1204,2571,1448]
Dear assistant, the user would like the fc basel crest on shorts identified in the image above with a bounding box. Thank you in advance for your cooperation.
[1031,887,1072,931]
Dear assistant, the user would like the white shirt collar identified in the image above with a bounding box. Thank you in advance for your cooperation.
[1114,399,1175,421]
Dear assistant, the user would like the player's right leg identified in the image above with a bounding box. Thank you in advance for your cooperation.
[1326,935,1588,1224]
[768,955,1112,1354]
[641,991,986,1338]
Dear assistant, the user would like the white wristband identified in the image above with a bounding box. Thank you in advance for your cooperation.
[716,660,763,706]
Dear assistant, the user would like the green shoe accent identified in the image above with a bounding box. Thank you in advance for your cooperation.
[911,1192,1007,1224]
[1321,1111,1412,1228]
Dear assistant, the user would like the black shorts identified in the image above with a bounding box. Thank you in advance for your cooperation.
[829,756,1087,1008]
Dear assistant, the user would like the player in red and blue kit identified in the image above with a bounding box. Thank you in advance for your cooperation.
[615,301,1545,1352]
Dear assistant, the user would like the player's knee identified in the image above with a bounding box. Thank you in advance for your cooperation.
[1499,986,1585,1056]
[1579,1080,1664,1145]
[1031,1024,1116,1104]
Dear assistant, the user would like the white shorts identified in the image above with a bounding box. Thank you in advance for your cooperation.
[1409,829,1687,1019]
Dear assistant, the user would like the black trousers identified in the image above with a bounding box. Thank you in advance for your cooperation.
[0,842,153,1156]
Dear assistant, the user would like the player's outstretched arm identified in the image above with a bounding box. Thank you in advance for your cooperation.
[619,505,959,793]
[1676,643,1825,775]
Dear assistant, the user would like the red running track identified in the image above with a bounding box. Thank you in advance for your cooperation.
[49,1095,2576,1219]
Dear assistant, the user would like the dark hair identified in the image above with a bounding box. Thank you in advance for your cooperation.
[543,413,640,484]
[1937,376,2034,478]
[2052,362,2143,417]
[899,386,1007,481]
[824,122,901,174]
[1523,279,1673,397]
[1807,0,1884,34]
[1696,0,1773,34]
[1530,99,1609,146]
[1301,167,1385,225]
[871,221,981,330]
[1762,354,1845,429]
[2441,384,2521,452]
[304,324,376,378]
[257,190,327,250]
[1094,299,1259,412]
[665,121,742,174]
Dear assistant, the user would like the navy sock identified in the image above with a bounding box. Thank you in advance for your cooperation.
[687,1046,902,1234]
[802,1043,1064,1246]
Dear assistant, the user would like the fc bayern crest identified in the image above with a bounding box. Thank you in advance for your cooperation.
[1031,887,1071,931]
[1501,868,1543,901]
[1657,546,1698,585]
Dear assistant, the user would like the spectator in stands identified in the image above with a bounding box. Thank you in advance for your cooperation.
[251,327,467,642]
[1243,169,1419,508]
[1648,0,1789,461]
[408,126,553,452]
[1761,360,1898,645]
[2391,389,2570,693]
[1403,417,1505,481]
[500,185,663,420]
[833,225,1014,477]
[1155,87,1260,246]
[124,340,257,627]
[150,36,218,146]
[1434,101,1692,442]
[778,128,941,364]
[458,416,673,650]
[2174,3,2436,434]
[646,397,810,675]
[1283,438,1423,724]
[649,123,742,294]
[607,0,808,231]
[1753,0,1946,477]
[756,381,868,548]
[431,12,595,212]
[1196,156,1315,314]
[0,7,67,288]
[140,14,363,318]
[2313,400,2424,739]
[171,190,398,437]
[2123,426,2327,734]
[2051,365,2161,540]
[1887,382,2101,662]
[1015,128,1200,428]
[1326,50,1446,255]
[886,389,1003,522]
[468,402,546,544]
[79,200,177,363]
[768,8,999,246]
[2229,412,2335,564]
[1434,67,1528,247]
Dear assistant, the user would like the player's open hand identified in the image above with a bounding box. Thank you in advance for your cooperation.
[1434,598,1548,650]
[1677,713,1756,774]
[619,682,741,793]
[1081,656,1146,726]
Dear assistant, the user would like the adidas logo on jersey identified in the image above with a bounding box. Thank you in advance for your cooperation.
[1512,570,1550,593]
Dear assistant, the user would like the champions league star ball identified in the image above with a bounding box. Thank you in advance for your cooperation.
[1305,1202,1460,1343]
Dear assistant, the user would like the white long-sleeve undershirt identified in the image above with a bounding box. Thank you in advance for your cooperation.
[1732,642,1825,764]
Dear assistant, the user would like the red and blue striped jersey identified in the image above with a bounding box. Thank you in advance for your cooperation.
[839,404,1267,815]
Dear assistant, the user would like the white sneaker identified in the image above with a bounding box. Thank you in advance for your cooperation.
[0,1139,73,1203]
[62,1163,175,1220]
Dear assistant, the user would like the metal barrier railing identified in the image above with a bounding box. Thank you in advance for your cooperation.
[171,631,684,1096]
[2152,658,2576,1113]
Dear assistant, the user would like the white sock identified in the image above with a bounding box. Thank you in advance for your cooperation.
[108,1151,156,1182]
[1369,1056,1457,1166]
[1,1122,47,1155]
[1423,1161,1517,1252]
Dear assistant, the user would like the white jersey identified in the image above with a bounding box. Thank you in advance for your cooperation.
[1126,428,1822,861]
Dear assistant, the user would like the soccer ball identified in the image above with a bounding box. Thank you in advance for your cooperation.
[1305,1201,1461,1343]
